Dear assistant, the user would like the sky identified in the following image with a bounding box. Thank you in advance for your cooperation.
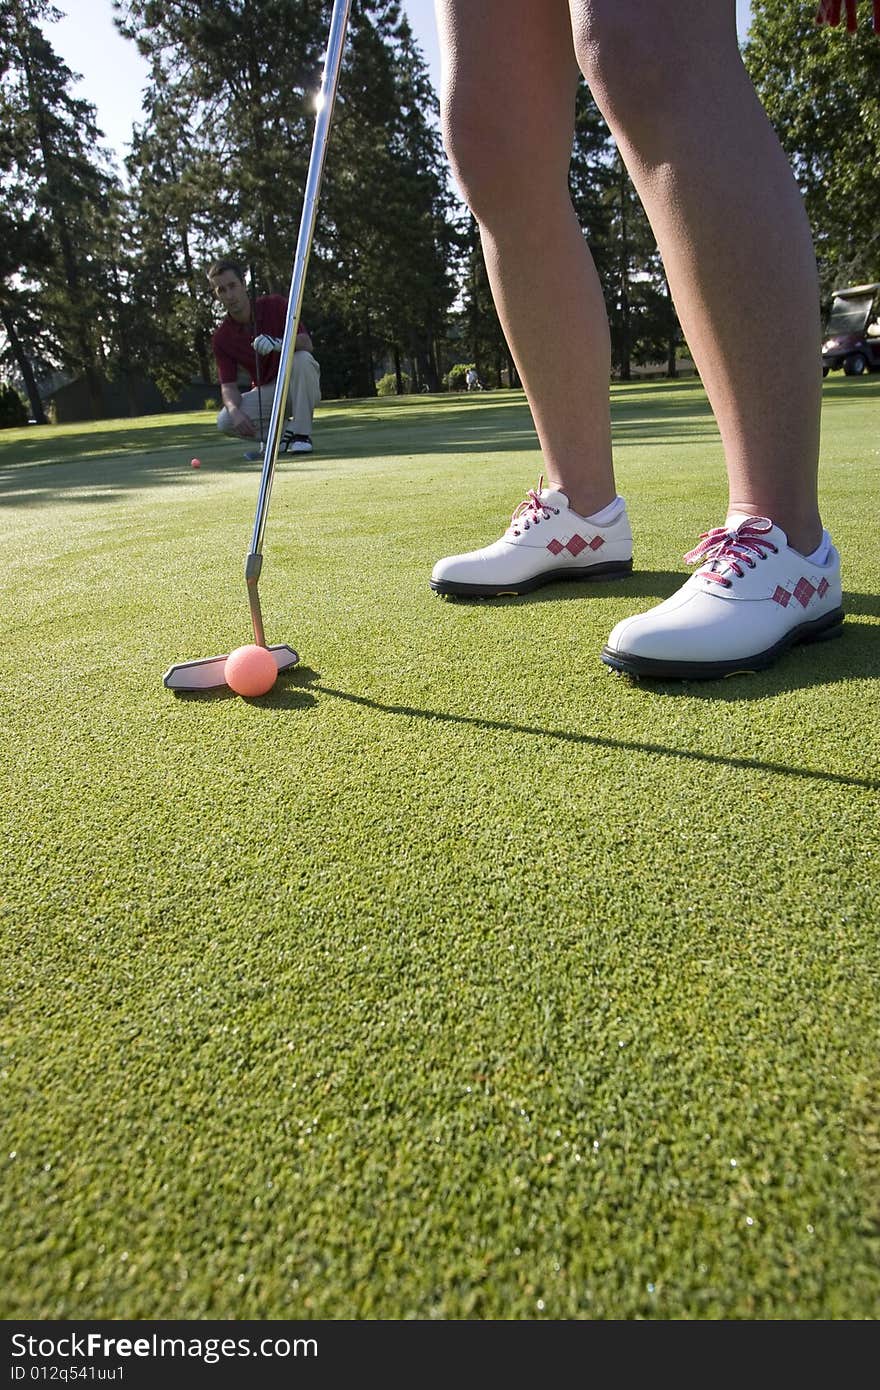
[44,0,754,169]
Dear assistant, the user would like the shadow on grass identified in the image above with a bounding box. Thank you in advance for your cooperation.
[438,570,686,607]
[0,386,723,507]
[0,438,320,508]
[0,419,219,468]
[2,374,874,495]
[256,641,879,791]
[820,376,880,403]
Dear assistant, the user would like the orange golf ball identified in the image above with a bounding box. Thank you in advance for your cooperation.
[224,644,278,697]
[191,457,201,468]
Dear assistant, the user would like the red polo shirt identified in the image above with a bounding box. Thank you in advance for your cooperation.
[212,294,309,388]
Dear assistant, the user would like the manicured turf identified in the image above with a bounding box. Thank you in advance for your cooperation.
[1,378,878,1319]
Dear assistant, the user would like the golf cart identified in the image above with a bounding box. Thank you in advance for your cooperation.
[821,282,880,376]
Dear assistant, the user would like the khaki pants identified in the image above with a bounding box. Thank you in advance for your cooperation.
[216,351,321,440]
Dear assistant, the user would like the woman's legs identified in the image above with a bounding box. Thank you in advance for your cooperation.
[570,0,823,554]
[433,0,839,671]
[435,0,615,518]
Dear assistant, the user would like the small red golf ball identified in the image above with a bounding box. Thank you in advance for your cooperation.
[191,457,201,468]
[224,644,278,697]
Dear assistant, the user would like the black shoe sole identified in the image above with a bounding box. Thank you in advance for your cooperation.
[430,559,634,599]
[600,607,845,681]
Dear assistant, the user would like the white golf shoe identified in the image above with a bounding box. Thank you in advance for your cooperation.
[281,430,313,454]
[430,478,633,597]
[601,517,844,679]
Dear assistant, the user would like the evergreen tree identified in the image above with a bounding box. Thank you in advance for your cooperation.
[453,79,617,391]
[746,0,880,295]
[570,80,681,377]
[116,0,458,396]
[569,76,616,281]
[0,379,28,427]
[451,212,517,389]
[122,79,221,396]
[0,0,122,417]
[115,0,323,275]
[319,8,456,393]
[601,148,679,377]
[0,54,52,421]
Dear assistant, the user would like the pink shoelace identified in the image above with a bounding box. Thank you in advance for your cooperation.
[815,0,880,32]
[509,476,560,536]
[684,517,779,589]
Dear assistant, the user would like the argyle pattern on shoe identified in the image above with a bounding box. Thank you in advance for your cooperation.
[430,477,633,597]
[601,516,843,679]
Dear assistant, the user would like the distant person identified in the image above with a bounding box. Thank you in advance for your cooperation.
[465,366,483,391]
[208,260,320,454]
[429,1,844,680]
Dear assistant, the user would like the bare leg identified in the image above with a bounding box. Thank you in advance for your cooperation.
[435,0,615,518]
[570,0,823,553]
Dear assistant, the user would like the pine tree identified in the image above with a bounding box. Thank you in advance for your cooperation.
[122,79,222,396]
[0,50,52,421]
[571,81,683,377]
[746,0,880,295]
[313,5,456,393]
[450,212,517,389]
[0,0,122,417]
[116,0,459,396]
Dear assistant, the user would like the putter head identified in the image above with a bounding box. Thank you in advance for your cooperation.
[163,643,299,691]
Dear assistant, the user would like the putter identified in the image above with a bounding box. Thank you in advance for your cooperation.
[249,261,265,460]
[243,346,264,463]
[164,0,352,691]
[242,353,264,462]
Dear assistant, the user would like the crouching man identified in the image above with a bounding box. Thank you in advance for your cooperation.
[208,259,321,454]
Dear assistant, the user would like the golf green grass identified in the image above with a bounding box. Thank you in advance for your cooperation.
[1,377,878,1320]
